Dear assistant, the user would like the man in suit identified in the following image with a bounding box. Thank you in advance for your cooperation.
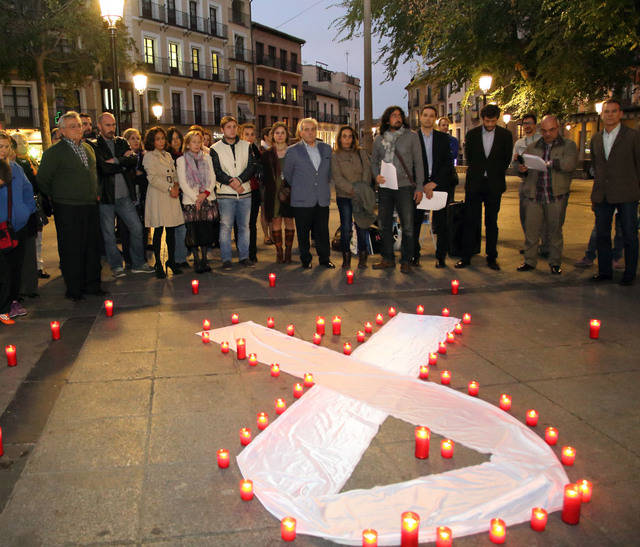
[413,105,455,268]
[590,98,640,285]
[455,104,513,270]
[283,118,334,269]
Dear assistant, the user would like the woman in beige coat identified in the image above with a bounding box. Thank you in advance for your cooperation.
[143,126,185,278]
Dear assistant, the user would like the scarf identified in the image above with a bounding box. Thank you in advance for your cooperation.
[381,126,405,163]
[184,150,209,192]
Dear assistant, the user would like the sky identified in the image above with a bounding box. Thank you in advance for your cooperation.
[250,0,414,118]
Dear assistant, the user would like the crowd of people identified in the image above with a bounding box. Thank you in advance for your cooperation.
[0,97,637,324]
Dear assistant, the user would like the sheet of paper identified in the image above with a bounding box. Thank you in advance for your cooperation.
[379,161,398,190]
[417,190,448,211]
[522,153,549,171]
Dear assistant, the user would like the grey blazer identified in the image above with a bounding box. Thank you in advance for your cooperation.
[590,124,640,204]
[371,129,425,189]
[283,140,332,207]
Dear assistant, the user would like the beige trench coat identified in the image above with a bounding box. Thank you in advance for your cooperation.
[143,149,185,228]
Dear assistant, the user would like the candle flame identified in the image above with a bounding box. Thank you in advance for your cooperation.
[363,529,377,541]
[282,517,296,530]
[403,516,418,531]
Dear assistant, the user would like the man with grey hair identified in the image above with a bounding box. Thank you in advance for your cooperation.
[37,111,105,300]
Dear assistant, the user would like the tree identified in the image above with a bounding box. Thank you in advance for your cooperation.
[0,0,135,149]
[333,0,640,116]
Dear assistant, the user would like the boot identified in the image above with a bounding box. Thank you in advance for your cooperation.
[272,229,284,263]
[192,248,204,273]
[284,229,295,264]
[154,252,166,279]
[358,251,368,269]
[200,246,211,272]
[342,252,351,269]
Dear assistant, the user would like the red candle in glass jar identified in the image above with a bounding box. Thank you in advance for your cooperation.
[357,330,365,343]
[270,363,280,377]
[468,380,479,396]
[428,352,438,366]
[239,479,254,501]
[239,427,252,446]
[257,412,269,430]
[525,409,539,426]
[562,483,581,524]
[416,304,424,315]
[313,333,322,345]
[436,526,452,547]
[375,313,384,325]
[304,372,314,387]
[221,341,230,354]
[561,446,576,466]
[268,272,276,287]
[275,398,287,414]
[438,342,447,354]
[346,270,354,284]
[489,518,506,544]
[267,316,275,328]
[545,427,558,445]
[462,313,471,324]
[50,321,61,340]
[201,332,210,344]
[202,318,211,331]
[236,338,246,360]
[451,279,459,295]
[388,306,397,318]
[286,324,295,336]
[343,342,352,355]
[577,479,592,503]
[362,528,378,546]
[5,345,16,367]
[446,332,455,343]
[419,365,429,380]
[248,353,258,366]
[440,370,451,385]
[216,448,230,468]
[441,307,450,317]
[104,300,114,317]
[530,507,548,532]
[414,426,430,459]
[293,383,304,398]
[281,517,296,542]
[499,394,512,411]
[316,316,325,335]
[332,316,342,335]
[231,313,239,324]
[454,323,463,335]
[191,279,199,294]
[441,439,454,458]
[364,321,373,333]
[400,511,420,547]
[589,319,600,339]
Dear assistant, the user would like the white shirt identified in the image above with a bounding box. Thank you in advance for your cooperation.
[482,126,495,158]
[603,123,621,160]
[513,132,541,157]
[304,141,321,171]
[420,129,433,179]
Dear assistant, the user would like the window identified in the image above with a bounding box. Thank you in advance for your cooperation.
[172,92,182,124]
[293,117,299,129]
[280,83,287,101]
[291,85,298,104]
[258,115,266,131]
[235,35,245,61]
[269,80,277,100]
[213,96,222,124]
[280,49,287,71]
[271,116,278,125]
[209,6,218,33]
[147,89,160,120]
[268,45,276,62]
[144,37,156,65]
[256,42,264,63]
[192,48,200,78]
[211,52,220,78]
[189,1,197,30]
[194,94,202,124]
[256,79,264,98]
[427,86,432,104]
[167,0,176,25]
[169,42,180,74]
[291,53,298,72]
[236,68,246,92]
[3,86,33,124]
[440,104,445,116]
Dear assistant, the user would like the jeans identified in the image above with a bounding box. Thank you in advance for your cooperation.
[585,213,623,261]
[99,197,145,269]
[249,188,261,261]
[218,197,251,262]
[594,200,638,280]
[174,224,188,263]
[378,186,414,264]
[336,197,368,253]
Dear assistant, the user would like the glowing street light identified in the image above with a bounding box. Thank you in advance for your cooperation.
[479,73,492,105]
[100,0,126,135]
[502,113,511,125]
[132,72,148,133]
[151,103,164,122]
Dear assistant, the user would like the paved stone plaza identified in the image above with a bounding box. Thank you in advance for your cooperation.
[0,176,638,546]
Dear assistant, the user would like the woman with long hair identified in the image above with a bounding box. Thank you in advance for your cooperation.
[142,127,185,278]
[166,126,190,268]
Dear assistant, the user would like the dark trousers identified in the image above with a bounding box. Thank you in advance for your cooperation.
[293,204,330,265]
[152,226,176,266]
[379,186,414,264]
[462,186,502,261]
[20,233,38,295]
[0,228,27,313]
[53,202,102,298]
[336,197,368,253]
[594,200,638,280]
[413,188,454,261]
[249,188,261,261]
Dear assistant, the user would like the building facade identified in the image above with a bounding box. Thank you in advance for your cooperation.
[302,85,345,147]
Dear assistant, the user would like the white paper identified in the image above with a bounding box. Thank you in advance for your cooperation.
[522,153,549,171]
[417,190,448,211]
[379,161,398,189]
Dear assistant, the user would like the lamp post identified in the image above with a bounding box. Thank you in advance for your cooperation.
[502,113,511,126]
[479,73,492,106]
[132,72,148,135]
[151,103,164,124]
[100,0,125,135]
[595,101,604,133]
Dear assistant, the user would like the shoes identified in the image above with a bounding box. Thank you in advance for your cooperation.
[131,263,155,274]
[250,255,258,263]
[38,269,50,279]
[342,252,351,269]
[435,259,446,269]
[400,263,412,274]
[550,265,562,275]
[487,260,501,271]
[9,300,27,318]
[165,261,183,275]
[222,261,232,271]
[86,288,109,296]
[154,263,166,279]
[179,261,190,269]
[517,263,535,272]
[372,260,395,270]
[65,292,85,302]
[0,314,15,325]
[240,258,255,268]
[264,237,274,245]
[112,266,126,278]
[591,273,612,282]
[301,261,312,269]
[454,259,469,269]
[574,257,594,268]
[620,277,635,286]
[613,258,625,271]
[409,257,422,268]
[320,261,336,269]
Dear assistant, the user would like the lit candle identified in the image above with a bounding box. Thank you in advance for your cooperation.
[216,448,230,468]
[191,279,199,294]
[293,383,304,398]
[561,446,576,466]
[545,427,558,445]
[462,313,471,324]
[499,394,512,411]
[346,269,354,284]
[364,321,373,333]
[362,528,378,546]
[428,352,438,366]
[5,345,16,367]
[400,511,420,547]
[313,333,322,345]
[201,332,210,344]
[239,427,251,446]
[281,517,296,542]
[332,316,342,335]
[446,332,455,343]
[236,338,246,360]
[286,324,295,336]
[454,323,463,335]
[104,299,114,317]
[220,341,230,354]
[468,380,479,396]
[316,316,325,335]
[438,342,447,355]
[561,483,581,524]
[248,353,257,366]
[525,409,539,427]
[304,372,314,387]
[375,313,384,325]
[343,342,352,355]
[275,398,287,415]
[489,518,506,544]
[231,313,239,324]
[419,365,429,380]
[202,318,211,331]
[440,370,451,385]
[441,439,454,458]
[577,479,592,503]
[270,363,280,377]
[50,321,61,340]
[388,306,397,317]
[589,319,600,339]
[268,272,276,287]
[436,526,452,547]
[357,330,365,343]
[416,304,424,315]
[257,412,269,430]
[414,426,430,459]
[239,479,253,501]
[267,316,275,328]
[451,279,459,295]
[441,307,450,317]
[530,507,548,532]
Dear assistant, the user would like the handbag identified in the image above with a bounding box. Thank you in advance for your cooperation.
[278,182,291,204]
[0,181,18,252]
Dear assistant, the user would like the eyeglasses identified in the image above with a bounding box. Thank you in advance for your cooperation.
[522,121,535,126]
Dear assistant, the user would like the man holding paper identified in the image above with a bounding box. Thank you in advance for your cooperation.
[371,106,424,274]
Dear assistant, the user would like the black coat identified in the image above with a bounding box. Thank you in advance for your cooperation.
[417,129,455,192]
[91,135,138,204]
[463,125,513,195]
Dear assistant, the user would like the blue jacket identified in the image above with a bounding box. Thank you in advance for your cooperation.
[283,140,332,207]
[0,162,37,231]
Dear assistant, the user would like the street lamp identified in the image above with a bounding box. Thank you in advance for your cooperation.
[132,72,148,134]
[595,101,604,132]
[100,0,125,135]
[502,113,511,125]
[151,103,163,123]
[478,73,492,105]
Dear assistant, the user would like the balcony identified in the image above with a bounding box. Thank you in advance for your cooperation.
[151,109,232,127]
[254,55,302,74]
[142,56,229,84]
[139,1,227,38]
[316,112,348,124]
[209,21,228,39]
[0,106,36,128]
[229,6,250,27]
[230,79,254,95]
[228,46,254,64]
